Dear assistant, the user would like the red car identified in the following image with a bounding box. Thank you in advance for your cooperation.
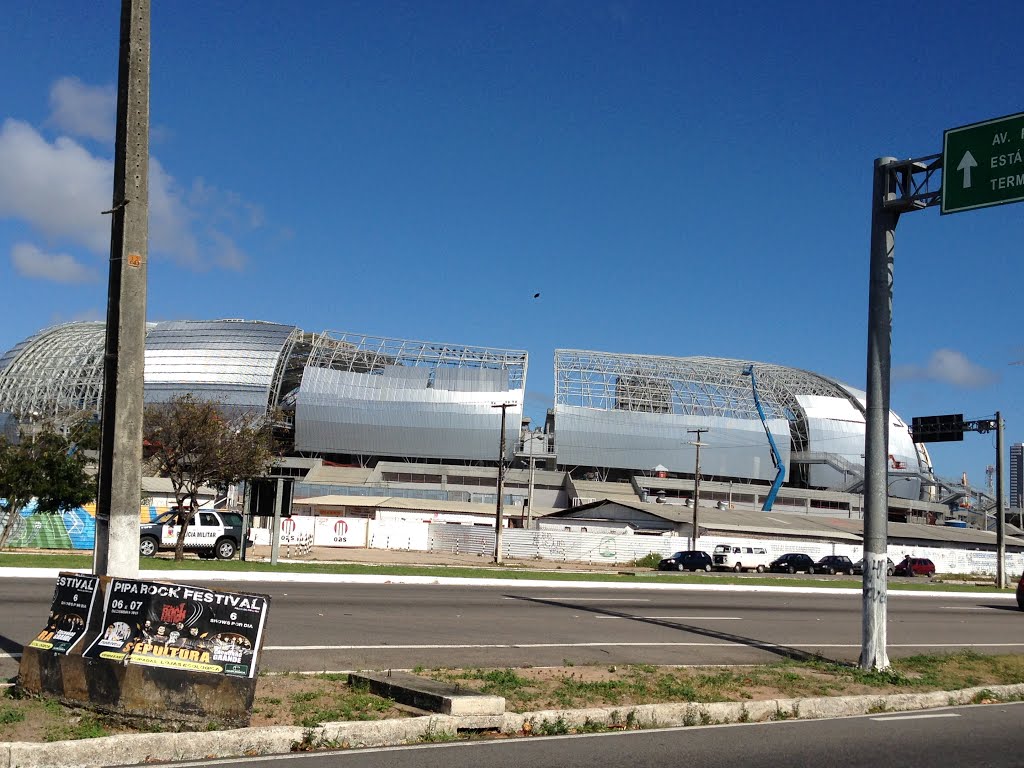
[893,557,935,577]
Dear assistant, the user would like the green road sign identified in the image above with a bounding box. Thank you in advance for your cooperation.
[942,111,1024,214]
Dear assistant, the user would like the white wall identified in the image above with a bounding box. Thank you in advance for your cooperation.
[247,514,1024,576]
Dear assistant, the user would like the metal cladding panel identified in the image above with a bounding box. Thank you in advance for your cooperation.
[142,320,295,413]
[798,393,921,497]
[554,405,789,480]
[295,366,523,459]
[799,394,866,488]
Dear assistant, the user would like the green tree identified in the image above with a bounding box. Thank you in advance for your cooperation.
[0,431,96,548]
[143,395,275,561]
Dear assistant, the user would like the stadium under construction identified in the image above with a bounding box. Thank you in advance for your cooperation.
[0,318,1001,530]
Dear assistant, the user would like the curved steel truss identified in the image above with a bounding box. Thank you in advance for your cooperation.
[0,322,107,420]
[306,331,528,389]
[555,349,849,420]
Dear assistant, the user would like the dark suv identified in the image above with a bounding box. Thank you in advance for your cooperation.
[893,557,936,577]
[769,553,816,574]
[816,555,855,575]
[657,550,713,572]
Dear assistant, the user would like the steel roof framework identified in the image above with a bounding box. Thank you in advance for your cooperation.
[0,322,107,421]
[554,350,858,456]
[306,331,528,390]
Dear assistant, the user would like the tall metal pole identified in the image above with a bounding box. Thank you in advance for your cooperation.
[526,454,536,529]
[240,480,251,562]
[861,156,899,671]
[688,428,707,550]
[94,0,150,579]
[493,403,513,563]
[995,411,1006,588]
[270,477,283,566]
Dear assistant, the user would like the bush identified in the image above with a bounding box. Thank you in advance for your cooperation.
[633,553,663,569]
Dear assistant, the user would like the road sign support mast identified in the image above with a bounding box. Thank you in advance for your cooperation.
[862,157,899,672]
[861,152,942,672]
[995,412,1005,589]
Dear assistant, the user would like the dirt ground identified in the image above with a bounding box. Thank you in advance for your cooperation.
[3,652,1022,743]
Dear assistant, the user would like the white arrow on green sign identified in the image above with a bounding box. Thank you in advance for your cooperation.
[941,111,1024,214]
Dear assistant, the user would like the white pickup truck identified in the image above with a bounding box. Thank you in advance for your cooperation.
[712,544,771,573]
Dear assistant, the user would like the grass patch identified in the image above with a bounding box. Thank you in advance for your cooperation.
[0,706,25,725]
[0,552,1012,593]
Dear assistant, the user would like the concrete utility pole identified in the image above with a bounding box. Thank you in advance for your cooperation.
[861,156,899,671]
[492,403,514,564]
[995,412,1006,588]
[687,428,707,550]
[94,0,150,578]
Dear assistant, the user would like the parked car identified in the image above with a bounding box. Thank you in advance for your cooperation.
[658,550,713,572]
[769,553,817,574]
[1017,572,1024,610]
[892,557,936,577]
[139,509,248,560]
[816,555,855,575]
[852,557,895,576]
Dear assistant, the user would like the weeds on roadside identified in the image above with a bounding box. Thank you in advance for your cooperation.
[0,706,25,725]
[418,725,457,743]
[290,727,345,752]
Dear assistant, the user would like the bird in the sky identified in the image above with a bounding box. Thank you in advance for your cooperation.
[533,292,541,299]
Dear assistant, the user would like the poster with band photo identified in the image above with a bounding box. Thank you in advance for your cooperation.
[29,572,99,654]
[83,577,269,678]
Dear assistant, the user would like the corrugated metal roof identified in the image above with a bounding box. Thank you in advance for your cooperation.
[294,494,557,517]
[544,498,1024,548]
[302,465,374,485]
[571,479,639,499]
[140,477,216,496]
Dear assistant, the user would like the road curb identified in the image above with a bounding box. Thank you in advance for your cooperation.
[0,568,1013,599]
[3,683,1023,768]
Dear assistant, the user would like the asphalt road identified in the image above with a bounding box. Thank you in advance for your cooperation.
[160,701,1024,768]
[2,577,1021,677]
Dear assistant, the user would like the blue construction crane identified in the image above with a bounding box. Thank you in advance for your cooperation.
[742,364,786,511]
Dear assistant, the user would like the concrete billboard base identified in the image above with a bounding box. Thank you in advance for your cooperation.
[17,646,257,729]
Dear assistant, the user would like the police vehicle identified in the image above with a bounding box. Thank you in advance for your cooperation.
[139,509,246,560]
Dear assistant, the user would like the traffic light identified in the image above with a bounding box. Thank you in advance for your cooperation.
[910,414,964,443]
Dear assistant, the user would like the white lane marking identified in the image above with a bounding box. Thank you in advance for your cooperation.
[503,597,650,602]
[263,641,1024,651]
[594,616,742,620]
[940,606,993,610]
[871,713,961,721]
[0,652,21,660]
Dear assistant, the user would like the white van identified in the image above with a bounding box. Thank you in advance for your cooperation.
[712,544,771,573]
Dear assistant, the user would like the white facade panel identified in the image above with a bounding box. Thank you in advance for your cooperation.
[295,365,523,459]
[554,405,789,480]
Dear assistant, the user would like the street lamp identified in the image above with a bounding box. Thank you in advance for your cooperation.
[887,476,916,523]
[887,476,914,494]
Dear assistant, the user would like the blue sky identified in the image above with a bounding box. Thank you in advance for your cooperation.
[0,1,1020,492]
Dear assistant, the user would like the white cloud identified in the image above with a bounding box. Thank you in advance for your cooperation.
[0,119,112,253]
[0,108,261,273]
[48,77,117,143]
[894,348,998,389]
[208,230,246,270]
[11,242,97,283]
